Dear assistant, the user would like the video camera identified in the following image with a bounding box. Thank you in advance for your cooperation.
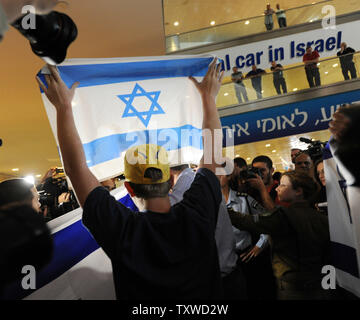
[299,137,327,161]
[11,11,77,65]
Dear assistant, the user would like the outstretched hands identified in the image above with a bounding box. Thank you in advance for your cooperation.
[189,58,224,99]
[36,65,79,111]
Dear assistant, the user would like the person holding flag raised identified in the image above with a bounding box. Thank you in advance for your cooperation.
[36,59,227,300]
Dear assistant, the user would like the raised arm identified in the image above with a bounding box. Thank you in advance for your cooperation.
[189,58,224,173]
[36,65,100,207]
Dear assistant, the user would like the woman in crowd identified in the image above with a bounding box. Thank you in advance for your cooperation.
[228,171,331,300]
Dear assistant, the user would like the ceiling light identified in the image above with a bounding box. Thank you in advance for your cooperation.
[325,71,328,74]
[266,144,271,147]
[12,168,19,172]
[236,154,240,157]
[245,21,250,25]
[224,92,229,96]
[210,21,216,26]
[174,21,179,26]
[35,174,42,178]
[246,157,251,161]
[24,175,35,185]
[293,88,298,91]
[333,63,338,68]
[272,150,276,153]
[317,63,320,66]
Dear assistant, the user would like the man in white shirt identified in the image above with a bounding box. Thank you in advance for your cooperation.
[169,164,247,299]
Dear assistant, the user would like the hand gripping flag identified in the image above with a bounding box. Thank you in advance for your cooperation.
[37,55,215,181]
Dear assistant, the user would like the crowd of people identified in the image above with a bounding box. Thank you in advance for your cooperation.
[0,0,360,302]
[1,57,359,300]
[231,42,358,104]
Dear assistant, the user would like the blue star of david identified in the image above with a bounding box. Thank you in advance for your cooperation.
[118,83,165,127]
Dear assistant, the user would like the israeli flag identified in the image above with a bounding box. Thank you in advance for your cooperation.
[323,142,360,297]
[38,55,214,181]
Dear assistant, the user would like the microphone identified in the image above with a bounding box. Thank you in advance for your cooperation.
[299,137,313,144]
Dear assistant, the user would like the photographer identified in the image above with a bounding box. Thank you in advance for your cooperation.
[251,155,282,205]
[223,159,276,300]
[37,167,79,221]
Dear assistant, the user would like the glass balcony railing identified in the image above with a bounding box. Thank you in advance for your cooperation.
[166,0,359,53]
[216,52,360,108]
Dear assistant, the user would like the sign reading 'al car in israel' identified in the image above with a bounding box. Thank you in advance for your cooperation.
[221,89,360,146]
[211,21,360,74]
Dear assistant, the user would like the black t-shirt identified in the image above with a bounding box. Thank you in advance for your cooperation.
[246,69,265,84]
[82,168,223,300]
[337,47,355,65]
[270,64,284,80]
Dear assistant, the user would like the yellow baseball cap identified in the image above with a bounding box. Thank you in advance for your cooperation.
[124,144,170,184]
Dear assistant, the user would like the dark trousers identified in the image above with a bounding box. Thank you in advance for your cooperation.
[252,80,263,99]
[265,23,273,30]
[238,246,277,300]
[273,78,287,94]
[305,67,321,88]
[341,62,357,80]
[278,17,287,28]
[234,83,248,103]
[222,262,247,300]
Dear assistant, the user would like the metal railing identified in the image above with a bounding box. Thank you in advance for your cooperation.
[216,52,360,108]
[165,0,359,53]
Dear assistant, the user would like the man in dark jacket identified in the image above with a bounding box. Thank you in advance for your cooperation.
[337,42,357,80]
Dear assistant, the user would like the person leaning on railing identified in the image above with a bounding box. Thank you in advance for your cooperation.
[337,42,357,81]
[264,3,275,31]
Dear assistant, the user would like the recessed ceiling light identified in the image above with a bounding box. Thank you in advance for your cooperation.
[236,154,240,157]
[333,63,338,68]
[210,21,216,26]
[325,71,328,74]
[224,92,229,96]
[245,21,250,25]
[24,175,35,185]
[266,144,271,147]
[12,168,19,172]
[35,174,42,178]
[246,157,251,161]
[174,21,179,26]
[272,150,277,153]
[293,88,298,91]
[317,63,320,66]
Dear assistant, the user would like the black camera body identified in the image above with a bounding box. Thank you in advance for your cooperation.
[299,137,327,161]
[239,167,263,181]
[38,176,79,220]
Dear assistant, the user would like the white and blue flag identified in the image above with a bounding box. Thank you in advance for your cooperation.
[38,55,215,181]
[323,142,360,297]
